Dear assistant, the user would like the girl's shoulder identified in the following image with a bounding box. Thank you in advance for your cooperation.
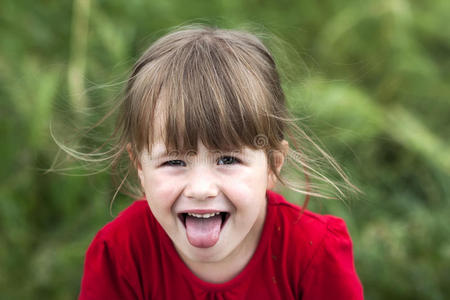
[90,199,153,246]
[80,200,165,299]
[266,190,354,263]
[267,190,362,296]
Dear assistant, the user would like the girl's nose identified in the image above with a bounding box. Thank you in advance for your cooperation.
[183,167,219,200]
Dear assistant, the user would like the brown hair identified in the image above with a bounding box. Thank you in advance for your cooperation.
[54,24,357,209]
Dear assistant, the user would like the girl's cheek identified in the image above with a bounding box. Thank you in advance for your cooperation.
[148,171,185,192]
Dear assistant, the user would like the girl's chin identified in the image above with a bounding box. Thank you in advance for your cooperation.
[180,242,233,264]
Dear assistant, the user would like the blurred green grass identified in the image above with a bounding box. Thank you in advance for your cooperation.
[0,0,449,299]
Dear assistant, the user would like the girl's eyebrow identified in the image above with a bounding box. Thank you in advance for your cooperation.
[148,144,170,160]
[149,147,248,160]
[149,151,166,160]
[150,150,178,160]
[149,148,186,160]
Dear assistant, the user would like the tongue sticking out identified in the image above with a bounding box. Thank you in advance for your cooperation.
[185,214,222,248]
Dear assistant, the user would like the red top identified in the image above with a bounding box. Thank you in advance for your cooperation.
[79,190,364,299]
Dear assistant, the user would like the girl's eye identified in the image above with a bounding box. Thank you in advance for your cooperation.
[217,156,241,165]
[162,160,186,167]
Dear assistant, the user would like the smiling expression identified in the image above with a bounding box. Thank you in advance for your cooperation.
[136,140,278,264]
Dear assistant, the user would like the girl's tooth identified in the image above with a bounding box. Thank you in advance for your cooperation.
[186,212,222,218]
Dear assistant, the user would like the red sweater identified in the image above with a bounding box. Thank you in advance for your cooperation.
[79,190,364,299]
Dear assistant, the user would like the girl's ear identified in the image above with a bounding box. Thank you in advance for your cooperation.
[127,144,145,189]
[126,143,140,168]
[276,140,288,174]
[126,143,132,159]
[267,140,289,190]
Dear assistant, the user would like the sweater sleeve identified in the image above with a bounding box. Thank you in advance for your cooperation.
[300,217,364,300]
[78,232,140,300]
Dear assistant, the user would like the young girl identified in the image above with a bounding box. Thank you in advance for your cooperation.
[77,25,363,299]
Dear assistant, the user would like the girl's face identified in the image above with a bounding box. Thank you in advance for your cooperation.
[137,140,281,264]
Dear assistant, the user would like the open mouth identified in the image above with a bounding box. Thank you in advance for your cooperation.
[178,212,231,248]
[178,212,230,228]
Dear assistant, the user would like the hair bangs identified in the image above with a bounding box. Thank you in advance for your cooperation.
[144,33,277,154]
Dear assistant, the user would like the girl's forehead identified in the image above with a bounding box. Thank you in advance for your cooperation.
[148,140,252,158]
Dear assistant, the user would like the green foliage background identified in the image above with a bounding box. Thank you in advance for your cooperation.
[1,0,449,299]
